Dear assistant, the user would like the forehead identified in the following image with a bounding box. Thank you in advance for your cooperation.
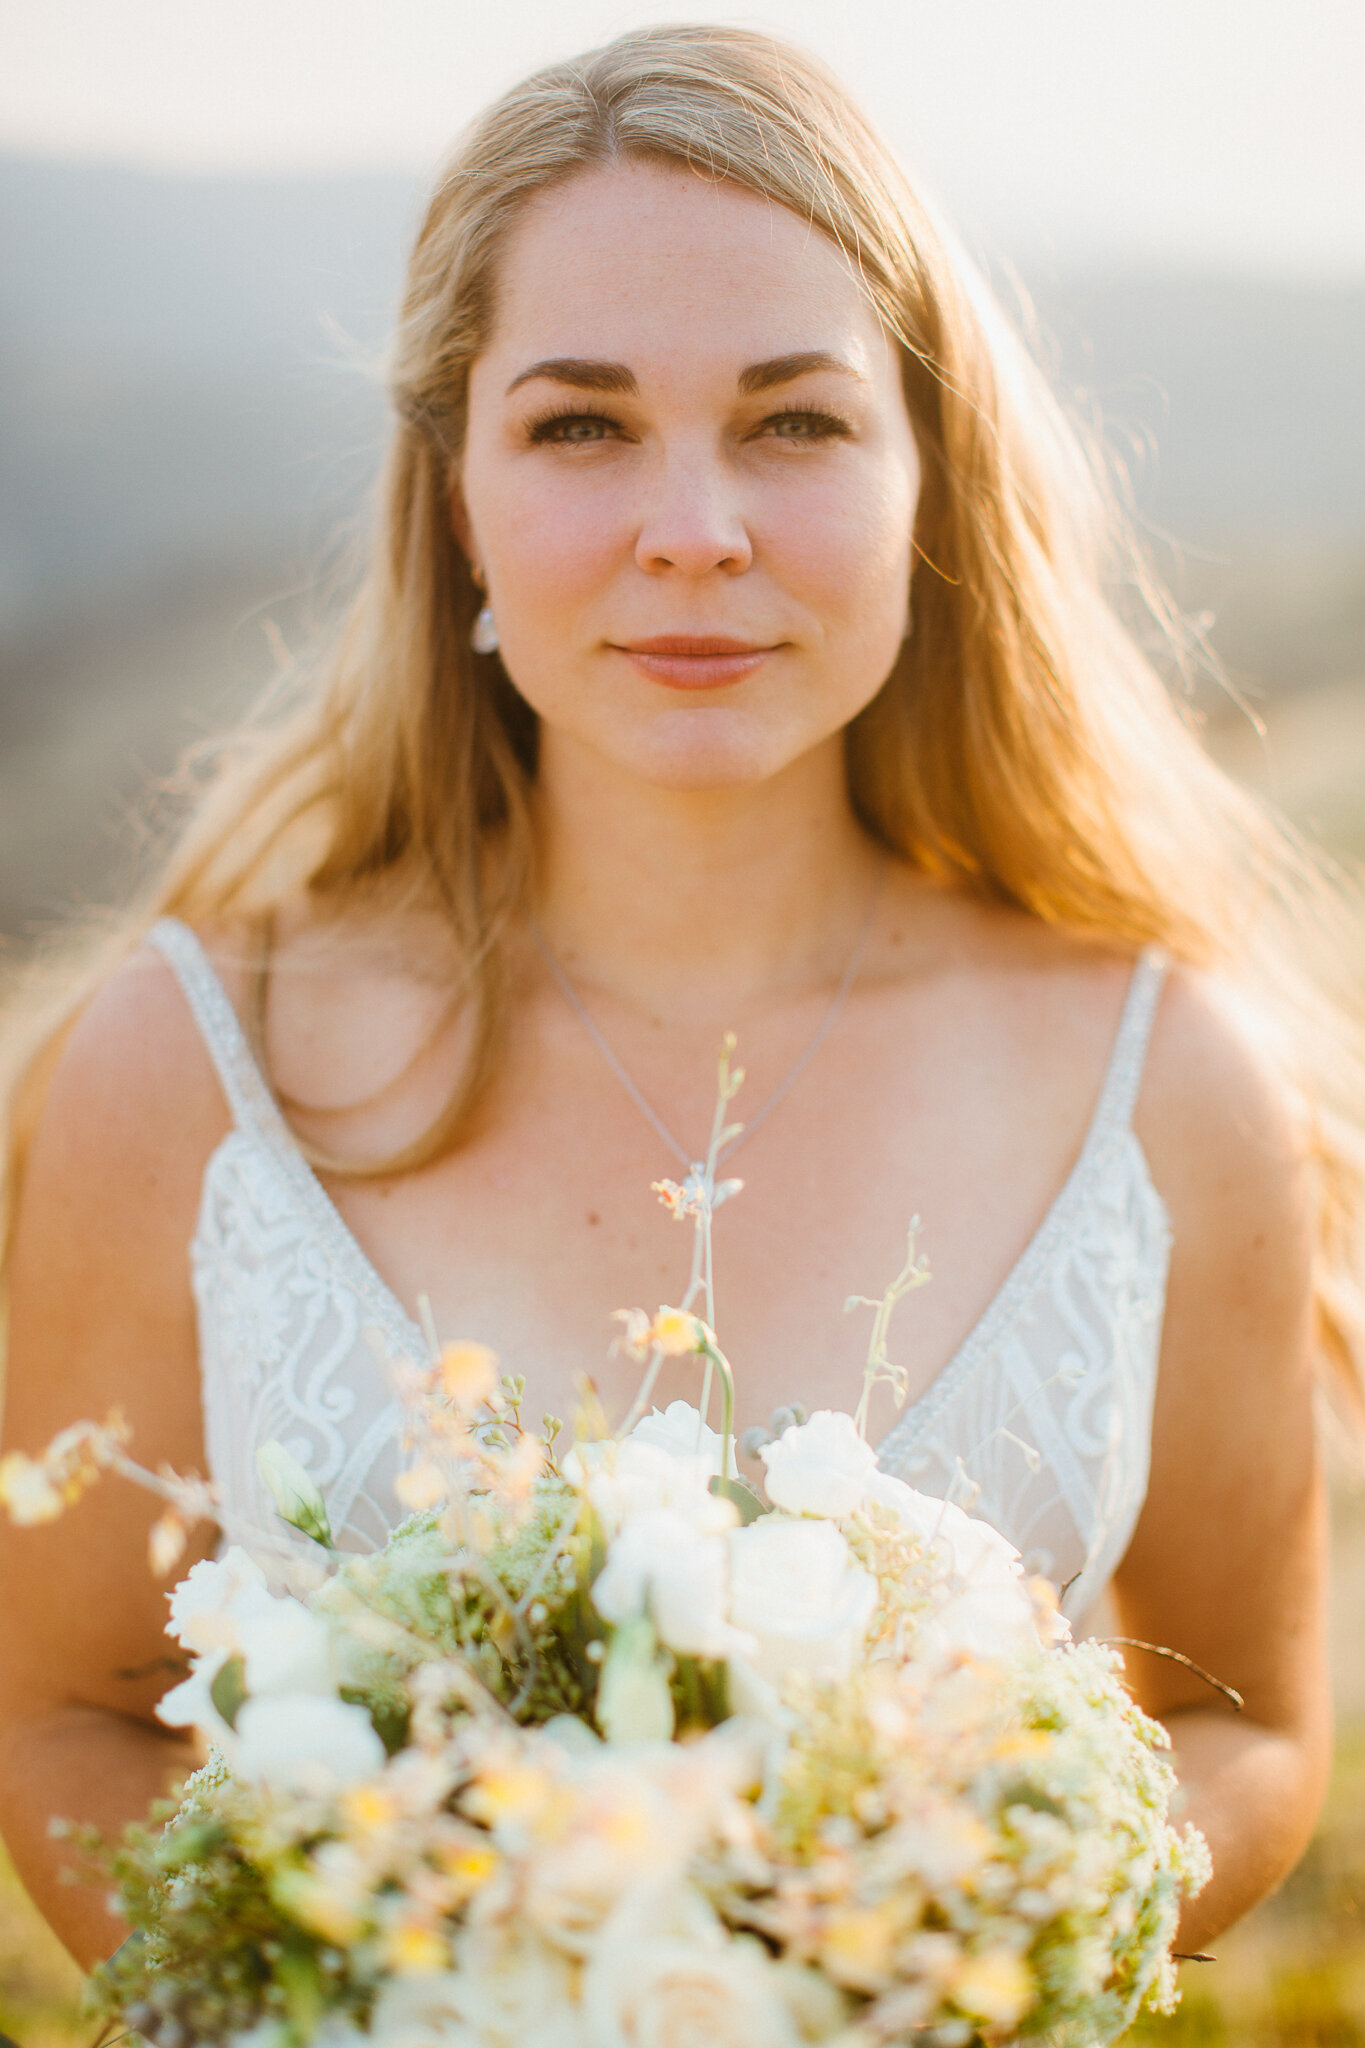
[482,159,890,377]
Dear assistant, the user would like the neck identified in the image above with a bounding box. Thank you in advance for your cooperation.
[531,732,884,1017]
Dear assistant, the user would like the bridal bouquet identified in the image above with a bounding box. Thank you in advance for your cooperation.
[2,1049,1208,2048]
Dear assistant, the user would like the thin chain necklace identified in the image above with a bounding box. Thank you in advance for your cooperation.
[530,859,886,1177]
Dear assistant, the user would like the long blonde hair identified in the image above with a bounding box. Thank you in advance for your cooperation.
[4,24,1365,1417]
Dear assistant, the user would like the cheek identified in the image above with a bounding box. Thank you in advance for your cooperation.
[479,468,624,617]
[772,464,917,642]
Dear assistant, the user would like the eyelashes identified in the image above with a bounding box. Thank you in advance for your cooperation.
[525,405,620,445]
[522,400,855,446]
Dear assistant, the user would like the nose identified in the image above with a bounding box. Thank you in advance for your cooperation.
[634,442,753,578]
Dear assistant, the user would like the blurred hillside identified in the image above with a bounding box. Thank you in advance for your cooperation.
[1,155,1363,934]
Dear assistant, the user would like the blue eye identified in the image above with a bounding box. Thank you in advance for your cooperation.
[764,408,850,442]
[528,410,619,445]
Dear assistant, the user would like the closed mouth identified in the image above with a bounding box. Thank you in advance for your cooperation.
[613,635,780,689]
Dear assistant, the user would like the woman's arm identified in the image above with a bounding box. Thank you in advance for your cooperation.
[0,946,228,1966]
[1121,968,1333,1950]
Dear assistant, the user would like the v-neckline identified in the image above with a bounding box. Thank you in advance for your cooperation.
[202,1075,1161,1453]
[159,916,1166,1450]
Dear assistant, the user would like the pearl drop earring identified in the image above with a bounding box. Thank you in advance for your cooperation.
[471,604,499,655]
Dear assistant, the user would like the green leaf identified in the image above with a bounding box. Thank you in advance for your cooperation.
[277,1939,325,2045]
[154,1819,226,1871]
[596,1618,675,1742]
[209,1654,247,1730]
[709,1474,768,1524]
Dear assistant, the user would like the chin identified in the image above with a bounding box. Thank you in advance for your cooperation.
[621,707,808,792]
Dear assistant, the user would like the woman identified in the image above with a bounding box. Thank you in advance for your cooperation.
[0,24,1354,1975]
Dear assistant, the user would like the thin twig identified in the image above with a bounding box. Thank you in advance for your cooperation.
[1099,1639,1245,1711]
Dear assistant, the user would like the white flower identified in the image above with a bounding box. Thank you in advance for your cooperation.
[593,1510,755,1660]
[577,1438,736,1543]
[233,1693,385,1794]
[234,1595,336,1698]
[627,1402,736,1478]
[156,1656,235,1747]
[367,1975,482,2048]
[256,1441,333,1546]
[165,1546,271,1654]
[864,1472,1043,1660]
[727,1516,877,1693]
[522,1760,701,1952]
[584,1883,801,2048]
[759,1410,878,1519]
[442,1922,585,2048]
[367,1983,477,2048]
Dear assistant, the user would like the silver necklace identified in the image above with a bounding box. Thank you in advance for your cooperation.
[530,860,886,1179]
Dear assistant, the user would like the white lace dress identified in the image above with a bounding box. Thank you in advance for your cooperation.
[148,920,1171,1622]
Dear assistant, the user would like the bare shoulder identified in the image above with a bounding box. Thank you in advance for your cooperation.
[17,937,231,1258]
[6,936,230,1448]
[1136,962,1312,1279]
[2,937,227,1721]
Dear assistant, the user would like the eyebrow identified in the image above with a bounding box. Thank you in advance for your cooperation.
[505,349,868,398]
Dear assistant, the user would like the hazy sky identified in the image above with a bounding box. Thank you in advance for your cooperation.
[3,0,1363,276]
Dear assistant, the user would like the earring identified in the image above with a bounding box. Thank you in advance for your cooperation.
[471,604,499,655]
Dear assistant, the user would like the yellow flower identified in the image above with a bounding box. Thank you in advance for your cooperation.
[271,1866,366,1947]
[465,1761,553,1829]
[340,1784,397,1836]
[380,1916,450,1975]
[648,1307,704,1355]
[952,1950,1033,2028]
[432,1836,500,1902]
[819,1905,898,1992]
[440,1342,499,1412]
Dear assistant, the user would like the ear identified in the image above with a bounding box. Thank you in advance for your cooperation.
[446,467,481,585]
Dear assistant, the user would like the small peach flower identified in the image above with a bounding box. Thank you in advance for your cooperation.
[148,1510,190,1577]
[394,1461,446,1511]
[648,1307,705,1355]
[0,1453,66,1525]
[440,1342,499,1412]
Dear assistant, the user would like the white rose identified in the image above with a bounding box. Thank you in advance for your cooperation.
[233,1692,385,1794]
[165,1546,272,1654]
[627,1403,735,1478]
[727,1517,877,1692]
[234,1596,336,1698]
[759,1411,878,1519]
[367,1975,482,2048]
[584,1883,800,2048]
[155,1655,235,1748]
[444,1922,585,2048]
[864,1473,1042,1660]
[594,1509,756,1661]
[522,1760,699,1953]
[582,1440,735,1542]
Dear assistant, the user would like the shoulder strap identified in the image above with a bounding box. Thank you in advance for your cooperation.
[1088,944,1170,1139]
[146,917,283,1137]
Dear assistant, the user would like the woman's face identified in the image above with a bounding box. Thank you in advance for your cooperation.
[457,160,921,793]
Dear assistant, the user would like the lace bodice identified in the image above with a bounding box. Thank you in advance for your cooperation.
[148,919,1171,1618]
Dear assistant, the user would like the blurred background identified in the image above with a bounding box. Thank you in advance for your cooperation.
[1,1,1363,2039]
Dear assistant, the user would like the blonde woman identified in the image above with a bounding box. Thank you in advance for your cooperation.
[0,25,1352,1974]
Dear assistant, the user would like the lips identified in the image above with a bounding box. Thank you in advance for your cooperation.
[614,634,779,689]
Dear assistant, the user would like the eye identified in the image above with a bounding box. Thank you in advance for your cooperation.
[526,408,624,446]
[756,405,853,444]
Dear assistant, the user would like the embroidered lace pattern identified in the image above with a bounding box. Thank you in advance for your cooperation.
[149,920,1170,1614]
